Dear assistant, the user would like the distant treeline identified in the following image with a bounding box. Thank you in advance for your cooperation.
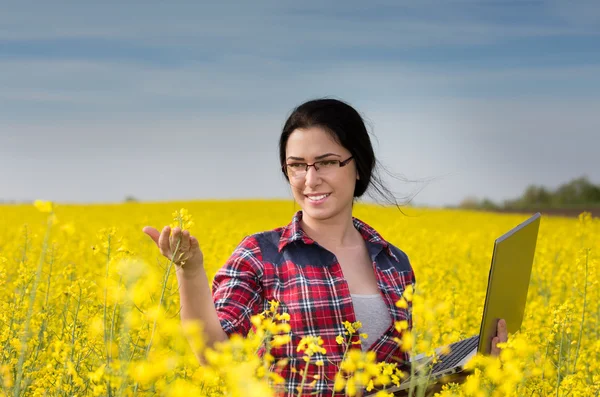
[458,176,600,210]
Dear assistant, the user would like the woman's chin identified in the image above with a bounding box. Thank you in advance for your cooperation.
[301,199,336,219]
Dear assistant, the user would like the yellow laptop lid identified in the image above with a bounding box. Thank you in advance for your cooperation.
[478,212,541,355]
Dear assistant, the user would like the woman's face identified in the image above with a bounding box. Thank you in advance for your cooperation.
[284,126,359,220]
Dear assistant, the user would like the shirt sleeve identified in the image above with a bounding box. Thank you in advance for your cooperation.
[211,235,265,338]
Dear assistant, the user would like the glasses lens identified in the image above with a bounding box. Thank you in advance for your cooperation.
[286,164,306,179]
[286,160,340,180]
[316,160,340,171]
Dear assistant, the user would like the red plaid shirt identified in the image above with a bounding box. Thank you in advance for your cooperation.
[212,210,416,396]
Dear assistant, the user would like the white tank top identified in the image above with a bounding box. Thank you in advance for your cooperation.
[351,293,392,351]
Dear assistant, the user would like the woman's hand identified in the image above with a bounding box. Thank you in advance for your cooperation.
[490,318,508,357]
[142,225,204,272]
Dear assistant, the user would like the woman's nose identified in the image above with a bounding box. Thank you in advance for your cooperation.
[304,166,322,186]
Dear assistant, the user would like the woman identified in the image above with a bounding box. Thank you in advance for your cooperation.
[142,98,507,396]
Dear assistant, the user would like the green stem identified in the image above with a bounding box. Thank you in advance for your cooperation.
[13,213,53,396]
[556,319,565,397]
[1,228,31,366]
[253,310,277,356]
[541,333,551,381]
[117,292,134,397]
[572,249,589,372]
[407,342,418,397]
[330,334,353,397]
[65,285,83,395]
[102,233,114,397]
[296,359,310,397]
[145,246,179,358]
[133,237,182,395]
[71,285,82,360]
[109,276,123,364]
[103,234,113,360]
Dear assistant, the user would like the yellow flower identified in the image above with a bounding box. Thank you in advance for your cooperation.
[268,299,280,312]
[2,200,597,396]
[170,208,194,230]
[334,372,346,391]
[395,298,408,309]
[33,199,54,213]
[394,320,409,332]
[276,312,290,321]
[88,364,106,383]
[402,284,414,302]
[464,373,480,395]
[296,336,326,356]
[271,334,291,347]
[400,331,414,352]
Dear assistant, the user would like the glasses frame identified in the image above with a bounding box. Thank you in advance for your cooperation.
[282,156,354,178]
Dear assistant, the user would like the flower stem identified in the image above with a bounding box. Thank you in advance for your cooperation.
[572,248,589,373]
[133,236,182,394]
[297,359,310,397]
[13,212,53,396]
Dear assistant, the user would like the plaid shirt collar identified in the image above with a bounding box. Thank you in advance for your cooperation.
[277,210,399,262]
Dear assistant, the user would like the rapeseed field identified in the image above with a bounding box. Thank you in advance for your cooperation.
[0,200,598,396]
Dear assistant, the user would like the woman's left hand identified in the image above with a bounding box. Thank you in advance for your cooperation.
[490,318,508,356]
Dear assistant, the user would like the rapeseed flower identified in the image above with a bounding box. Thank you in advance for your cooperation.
[0,201,597,396]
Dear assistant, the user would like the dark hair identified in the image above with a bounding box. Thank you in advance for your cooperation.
[279,98,425,211]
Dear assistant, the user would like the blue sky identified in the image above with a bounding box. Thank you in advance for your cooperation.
[1,0,599,206]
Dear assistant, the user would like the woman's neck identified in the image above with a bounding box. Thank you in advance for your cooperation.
[299,207,361,249]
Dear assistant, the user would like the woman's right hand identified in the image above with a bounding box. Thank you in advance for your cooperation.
[142,225,204,272]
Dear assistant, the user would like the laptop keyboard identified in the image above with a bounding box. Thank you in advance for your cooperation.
[429,335,479,374]
[363,336,480,397]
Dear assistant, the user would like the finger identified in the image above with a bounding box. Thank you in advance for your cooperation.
[490,337,499,356]
[158,226,171,257]
[181,229,189,244]
[190,235,200,250]
[498,319,508,342]
[177,230,191,261]
[170,227,181,251]
[180,230,191,250]
[142,226,160,245]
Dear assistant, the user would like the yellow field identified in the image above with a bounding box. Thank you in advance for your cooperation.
[0,200,598,396]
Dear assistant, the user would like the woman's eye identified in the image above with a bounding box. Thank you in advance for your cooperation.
[320,160,337,166]
[289,163,305,168]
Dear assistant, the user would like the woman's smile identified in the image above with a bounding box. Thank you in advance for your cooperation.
[305,193,331,204]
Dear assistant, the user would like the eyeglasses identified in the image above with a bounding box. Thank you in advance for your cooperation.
[282,156,354,180]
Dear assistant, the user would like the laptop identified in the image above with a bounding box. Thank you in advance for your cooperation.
[366,212,541,396]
